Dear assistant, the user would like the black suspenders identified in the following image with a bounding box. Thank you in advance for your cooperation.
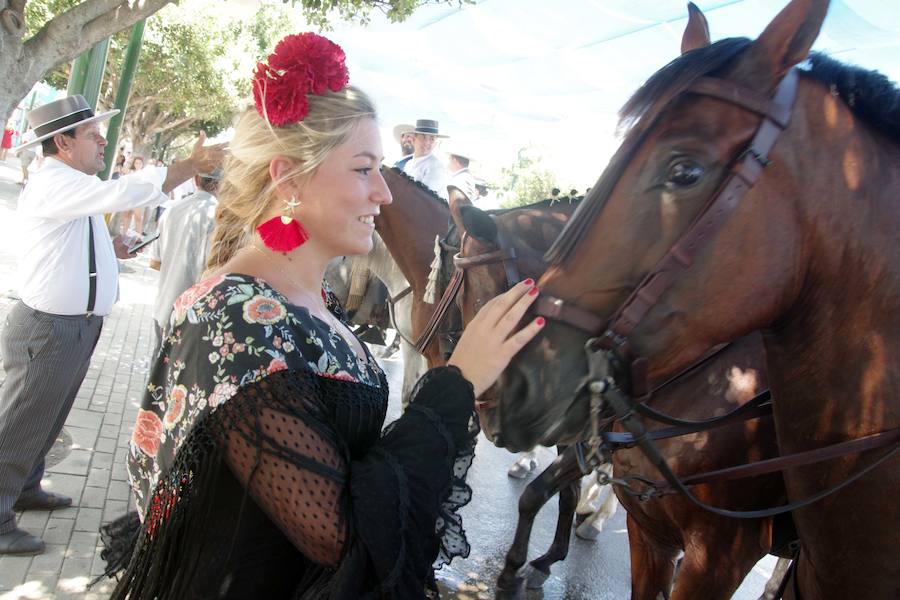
[87,217,97,314]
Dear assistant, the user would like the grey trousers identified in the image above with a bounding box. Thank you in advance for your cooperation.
[0,301,103,534]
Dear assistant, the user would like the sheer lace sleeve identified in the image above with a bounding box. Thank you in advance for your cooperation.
[209,371,351,567]
[208,366,478,595]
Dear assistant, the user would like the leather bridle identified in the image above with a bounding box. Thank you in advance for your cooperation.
[531,68,900,519]
[413,223,521,354]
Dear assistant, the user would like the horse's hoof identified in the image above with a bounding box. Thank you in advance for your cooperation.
[507,458,538,479]
[575,521,602,541]
[522,563,551,589]
[574,512,589,527]
[495,576,527,600]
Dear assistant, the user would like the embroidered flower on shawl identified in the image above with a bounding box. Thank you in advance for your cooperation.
[163,385,188,430]
[209,381,239,408]
[321,370,357,383]
[252,33,349,126]
[172,275,226,325]
[243,295,287,325]
[133,409,164,457]
[267,358,288,374]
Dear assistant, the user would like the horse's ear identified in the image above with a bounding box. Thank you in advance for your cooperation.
[736,0,829,90]
[681,2,710,55]
[460,205,498,244]
[448,187,472,233]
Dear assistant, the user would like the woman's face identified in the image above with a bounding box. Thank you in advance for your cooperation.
[297,118,392,256]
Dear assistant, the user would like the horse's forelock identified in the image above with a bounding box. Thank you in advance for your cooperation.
[545,37,753,267]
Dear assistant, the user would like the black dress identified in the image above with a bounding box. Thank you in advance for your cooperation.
[106,274,478,599]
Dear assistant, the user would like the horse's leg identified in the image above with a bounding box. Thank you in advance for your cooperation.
[496,446,581,598]
[627,513,680,600]
[399,340,425,411]
[523,469,581,589]
[507,448,539,479]
[575,470,600,517]
[669,535,765,600]
[575,467,619,541]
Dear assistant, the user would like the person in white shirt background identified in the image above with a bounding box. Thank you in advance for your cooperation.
[445,148,479,203]
[392,123,415,170]
[148,168,221,357]
[401,119,450,199]
[0,95,224,555]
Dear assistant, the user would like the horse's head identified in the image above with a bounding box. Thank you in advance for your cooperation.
[448,192,580,445]
[495,0,834,450]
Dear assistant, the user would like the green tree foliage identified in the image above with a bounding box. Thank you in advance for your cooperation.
[284,0,470,30]
[3,0,464,146]
[497,145,562,208]
[108,1,295,159]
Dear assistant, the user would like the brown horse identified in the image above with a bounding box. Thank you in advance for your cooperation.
[377,168,454,367]
[492,0,900,598]
[453,194,787,599]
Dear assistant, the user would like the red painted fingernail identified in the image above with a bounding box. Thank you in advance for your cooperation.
[522,278,534,286]
[536,317,545,326]
[528,286,539,296]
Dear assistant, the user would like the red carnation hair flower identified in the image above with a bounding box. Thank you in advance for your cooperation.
[252,32,349,127]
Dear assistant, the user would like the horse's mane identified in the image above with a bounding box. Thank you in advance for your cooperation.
[544,38,752,266]
[385,166,449,208]
[487,195,583,216]
[805,52,900,141]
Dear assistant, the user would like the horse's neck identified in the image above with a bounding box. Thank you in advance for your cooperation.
[379,180,449,292]
[764,86,900,444]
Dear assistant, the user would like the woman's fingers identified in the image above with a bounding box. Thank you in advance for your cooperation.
[448,280,545,398]
[477,278,535,326]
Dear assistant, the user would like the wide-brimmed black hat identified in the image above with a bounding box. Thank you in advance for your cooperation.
[13,95,118,152]
[400,119,449,138]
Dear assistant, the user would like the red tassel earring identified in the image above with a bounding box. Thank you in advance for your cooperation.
[257,196,309,252]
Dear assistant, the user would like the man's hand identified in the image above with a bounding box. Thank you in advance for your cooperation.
[161,130,227,194]
[187,130,227,175]
[112,235,133,259]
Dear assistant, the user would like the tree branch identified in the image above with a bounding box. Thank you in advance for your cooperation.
[23,0,173,80]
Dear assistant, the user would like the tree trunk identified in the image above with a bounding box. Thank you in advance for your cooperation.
[0,0,174,129]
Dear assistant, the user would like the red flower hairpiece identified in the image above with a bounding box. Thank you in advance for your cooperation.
[252,33,349,127]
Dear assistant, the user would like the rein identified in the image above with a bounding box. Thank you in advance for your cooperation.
[385,286,416,348]
[534,67,900,518]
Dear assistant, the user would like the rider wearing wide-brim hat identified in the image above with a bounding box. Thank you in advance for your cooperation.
[401,119,450,199]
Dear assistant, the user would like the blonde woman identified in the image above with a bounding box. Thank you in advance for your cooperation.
[103,33,544,599]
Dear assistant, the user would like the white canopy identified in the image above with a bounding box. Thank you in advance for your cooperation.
[322,0,900,186]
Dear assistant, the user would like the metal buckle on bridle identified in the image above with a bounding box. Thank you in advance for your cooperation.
[575,338,618,469]
[739,147,772,167]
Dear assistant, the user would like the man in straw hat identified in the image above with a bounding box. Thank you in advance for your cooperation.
[0,95,224,555]
[401,119,450,199]
[392,123,414,170]
[445,147,480,203]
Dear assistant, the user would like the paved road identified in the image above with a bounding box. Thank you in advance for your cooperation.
[0,156,777,599]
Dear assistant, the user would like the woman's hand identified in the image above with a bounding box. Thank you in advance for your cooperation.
[447,279,545,397]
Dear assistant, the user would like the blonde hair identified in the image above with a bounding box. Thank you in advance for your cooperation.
[206,85,377,273]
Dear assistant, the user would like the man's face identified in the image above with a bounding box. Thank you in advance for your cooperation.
[56,122,108,175]
[400,133,414,156]
[412,133,436,157]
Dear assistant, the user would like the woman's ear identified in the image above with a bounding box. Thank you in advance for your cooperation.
[269,155,300,199]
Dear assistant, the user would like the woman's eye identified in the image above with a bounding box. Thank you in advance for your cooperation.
[355,167,372,176]
[665,160,704,188]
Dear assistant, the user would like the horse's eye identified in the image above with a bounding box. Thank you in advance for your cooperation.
[665,160,704,188]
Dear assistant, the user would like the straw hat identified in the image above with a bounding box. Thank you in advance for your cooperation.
[13,95,118,152]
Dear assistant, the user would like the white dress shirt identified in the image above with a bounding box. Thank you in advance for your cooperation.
[149,190,218,327]
[16,157,168,316]
[403,153,449,200]
[448,167,479,202]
